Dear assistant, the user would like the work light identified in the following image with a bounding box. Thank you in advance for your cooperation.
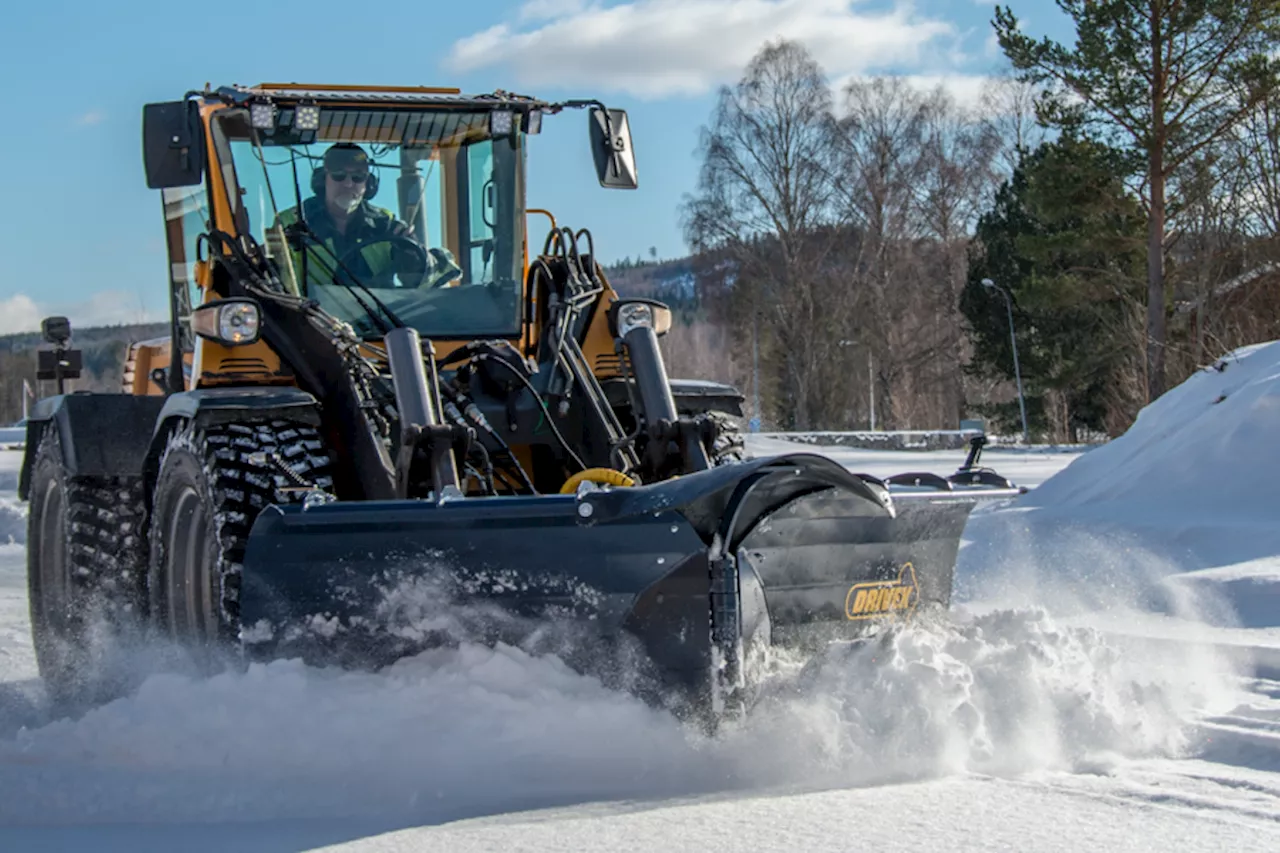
[295,102,321,131]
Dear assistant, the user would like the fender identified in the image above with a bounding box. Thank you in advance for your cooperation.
[143,387,322,484]
[669,378,744,417]
[18,389,322,502]
[601,378,745,417]
[19,394,167,500]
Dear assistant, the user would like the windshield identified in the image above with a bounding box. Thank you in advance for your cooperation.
[212,107,525,340]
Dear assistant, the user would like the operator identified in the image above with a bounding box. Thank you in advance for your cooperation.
[273,143,460,290]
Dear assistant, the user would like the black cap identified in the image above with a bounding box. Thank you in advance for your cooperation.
[323,143,370,172]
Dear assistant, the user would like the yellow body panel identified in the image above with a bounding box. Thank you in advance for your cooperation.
[193,338,293,386]
[121,338,173,396]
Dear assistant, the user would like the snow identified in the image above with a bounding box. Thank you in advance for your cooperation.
[3,342,1280,849]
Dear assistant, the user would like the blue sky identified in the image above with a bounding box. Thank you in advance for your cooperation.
[0,0,1065,332]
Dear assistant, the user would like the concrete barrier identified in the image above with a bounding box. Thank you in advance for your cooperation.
[757,430,984,451]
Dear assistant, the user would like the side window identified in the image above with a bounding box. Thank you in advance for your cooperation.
[465,141,496,283]
[161,184,211,352]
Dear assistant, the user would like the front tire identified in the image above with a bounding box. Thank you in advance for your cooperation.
[703,410,746,465]
[147,420,333,668]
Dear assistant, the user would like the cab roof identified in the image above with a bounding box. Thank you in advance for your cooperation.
[210,82,553,111]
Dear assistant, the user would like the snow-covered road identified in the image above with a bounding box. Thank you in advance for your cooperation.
[3,342,1280,852]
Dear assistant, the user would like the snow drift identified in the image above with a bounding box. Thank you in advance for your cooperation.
[958,340,1280,633]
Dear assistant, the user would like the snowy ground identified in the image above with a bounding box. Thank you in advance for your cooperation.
[3,344,1280,850]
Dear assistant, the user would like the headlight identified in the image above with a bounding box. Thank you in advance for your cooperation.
[611,299,673,338]
[192,299,261,346]
[616,302,652,337]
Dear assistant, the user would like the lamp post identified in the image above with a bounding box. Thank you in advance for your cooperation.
[981,278,1029,444]
[750,312,761,433]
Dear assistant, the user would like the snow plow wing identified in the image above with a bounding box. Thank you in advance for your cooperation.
[239,452,1017,710]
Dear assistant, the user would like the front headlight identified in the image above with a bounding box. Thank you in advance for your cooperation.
[616,302,652,337]
[611,299,673,338]
[192,298,261,346]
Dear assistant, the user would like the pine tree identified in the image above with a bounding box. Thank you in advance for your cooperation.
[994,0,1280,400]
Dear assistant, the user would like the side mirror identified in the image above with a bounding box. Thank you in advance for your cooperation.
[589,107,638,190]
[143,100,206,189]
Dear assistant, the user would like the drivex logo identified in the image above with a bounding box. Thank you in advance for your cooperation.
[844,563,919,620]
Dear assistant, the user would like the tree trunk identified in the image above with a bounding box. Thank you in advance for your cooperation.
[1147,13,1167,403]
[1147,164,1166,402]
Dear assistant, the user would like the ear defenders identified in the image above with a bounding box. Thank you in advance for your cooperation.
[310,161,380,201]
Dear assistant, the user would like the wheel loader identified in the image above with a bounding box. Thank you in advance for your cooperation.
[19,83,1021,719]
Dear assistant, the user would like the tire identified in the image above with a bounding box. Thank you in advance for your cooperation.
[26,429,147,704]
[703,410,746,465]
[147,419,333,666]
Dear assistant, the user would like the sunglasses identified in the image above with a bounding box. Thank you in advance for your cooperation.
[328,171,369,183]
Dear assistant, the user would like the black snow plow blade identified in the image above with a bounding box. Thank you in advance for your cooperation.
[239,452,1018,709]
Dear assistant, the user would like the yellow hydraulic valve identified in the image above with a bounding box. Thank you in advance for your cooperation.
[559,468,636,494]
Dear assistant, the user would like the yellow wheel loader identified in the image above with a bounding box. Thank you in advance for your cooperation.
[19,83,1020,719]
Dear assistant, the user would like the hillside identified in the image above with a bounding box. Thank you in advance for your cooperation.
[605,257,697,306]
[0,322,169,423]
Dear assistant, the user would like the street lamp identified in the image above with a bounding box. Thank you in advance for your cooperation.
[750,312,761,432]
[981,278,1029,444]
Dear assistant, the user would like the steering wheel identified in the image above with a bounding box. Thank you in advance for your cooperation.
[337,235,430,289]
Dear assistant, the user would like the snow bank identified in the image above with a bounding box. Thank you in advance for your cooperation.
[1023,341,1280,545]
[959,340,1280,633]
[0,606,1236,826]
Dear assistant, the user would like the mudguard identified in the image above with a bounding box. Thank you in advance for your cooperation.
[19,394,166,499]
[143,387,322,480]
[150,387,321,434]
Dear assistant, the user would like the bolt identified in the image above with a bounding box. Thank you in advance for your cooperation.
[577,501,594,519]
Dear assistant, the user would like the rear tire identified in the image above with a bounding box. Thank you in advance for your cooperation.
[26,430,147,705]
[147,419,333,668]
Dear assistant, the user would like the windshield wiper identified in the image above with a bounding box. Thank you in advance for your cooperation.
[283,221,409,336]
[264,142,405,337]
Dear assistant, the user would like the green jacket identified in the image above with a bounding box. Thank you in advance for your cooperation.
[273,197,411,290]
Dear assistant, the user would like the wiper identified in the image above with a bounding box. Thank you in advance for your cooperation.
[248,135,406,338]
[275,144,404,336]
[283,221,408,336]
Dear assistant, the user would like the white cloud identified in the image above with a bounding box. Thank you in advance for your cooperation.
[901,73,994,111]
[448,0,959,99]
[77,109,106,126]
[0,295,43,336]
[0,291,166,336]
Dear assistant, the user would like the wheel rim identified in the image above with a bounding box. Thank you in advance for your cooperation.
[164,484,218,644]
[35,480,74,666]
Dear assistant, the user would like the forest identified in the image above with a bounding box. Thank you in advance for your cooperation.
[640,2,1280,441]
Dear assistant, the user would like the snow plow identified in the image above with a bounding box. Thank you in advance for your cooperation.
[19,83,1020,718]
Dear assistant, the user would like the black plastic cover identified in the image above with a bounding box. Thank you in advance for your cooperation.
[19,394,167,498]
